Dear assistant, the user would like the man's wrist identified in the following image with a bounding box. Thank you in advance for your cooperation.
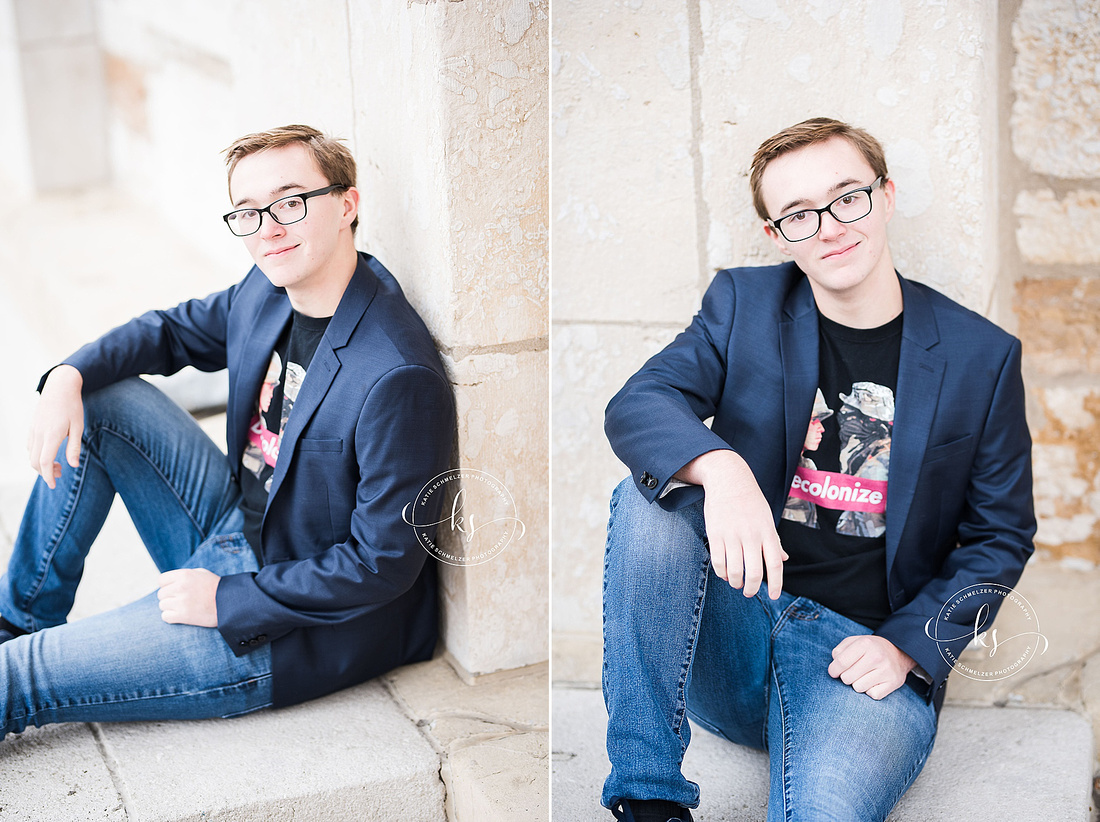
[44,364,83,392]
[679,448,749,487]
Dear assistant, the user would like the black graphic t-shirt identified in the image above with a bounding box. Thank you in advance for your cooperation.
[778,311,902,629]
[239,311,331,560]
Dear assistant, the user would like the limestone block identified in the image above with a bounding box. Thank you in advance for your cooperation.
[0,725,127,821]
[99,681,445,821]
[697,0,996,311]
[1015,277,1100,378]
[439,0,549,348]
[1029,386,1100,562]
[1015,189,1100,266]
[350,2,547,350]
[449,731,548,822]
[553,0,703,324]
[552,322,681,639]
[439,348,548,674]
[386,657,547,736]
[1011,0,1100,178]
[386,658,548,822]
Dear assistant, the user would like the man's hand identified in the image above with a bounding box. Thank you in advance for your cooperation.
[158,569,221,628]
[675,449,787,599]
[27,365,84,489]
[828,635,916,700]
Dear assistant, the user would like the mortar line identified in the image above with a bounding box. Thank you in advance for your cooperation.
[380,677,454,820]
[439,335,550,360]
[686,0,711,297]
[89,722,136,820]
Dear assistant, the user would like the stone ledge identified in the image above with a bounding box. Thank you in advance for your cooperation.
[552,686,1093,821]
[0,680,444,822]
[0,659,550,822]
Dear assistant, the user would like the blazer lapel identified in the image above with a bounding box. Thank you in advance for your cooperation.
[886,277,945,568]
[265,256,380,506]
[227,289,293,467]
[779,276,820,500]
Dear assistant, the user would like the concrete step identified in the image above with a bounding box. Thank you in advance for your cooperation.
[1,681,444,822]
[552,685,1094,821]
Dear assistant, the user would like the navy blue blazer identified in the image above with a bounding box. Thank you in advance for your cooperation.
[605,263,1036,707]
[63,253,455,706]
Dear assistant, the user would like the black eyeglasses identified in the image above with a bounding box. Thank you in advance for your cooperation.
[768,177,884,243]
[222,185,345,237]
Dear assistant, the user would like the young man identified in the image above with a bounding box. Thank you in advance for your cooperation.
[601,119,1035,821]
[0,125,454,735]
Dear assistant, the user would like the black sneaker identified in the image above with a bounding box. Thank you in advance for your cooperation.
[611,798,694,822]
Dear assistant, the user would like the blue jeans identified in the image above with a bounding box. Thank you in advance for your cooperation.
[0,378,272,739]
[602,480,937,821]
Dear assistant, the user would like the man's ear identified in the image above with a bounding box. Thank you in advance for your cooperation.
[881,178,896,224]
[764,223,792,256]
[341,186,360,229]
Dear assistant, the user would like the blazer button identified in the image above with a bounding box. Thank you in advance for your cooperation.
[257,634,268,642]
[239,641,248,648]
[639,471,658,490]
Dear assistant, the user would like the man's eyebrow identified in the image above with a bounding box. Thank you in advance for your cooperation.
[232,182,306,209]
[777,177,865,216]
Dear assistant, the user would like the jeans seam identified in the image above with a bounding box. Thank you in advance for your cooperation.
[671,555,710,753]
[7,672,274,731]
[770,661,795,821]
[22,444,91,631]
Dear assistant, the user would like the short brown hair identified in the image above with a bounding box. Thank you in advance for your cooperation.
[749,118,889,221]
[224,124,358,232]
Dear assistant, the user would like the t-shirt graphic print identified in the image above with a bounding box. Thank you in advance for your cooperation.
[241,351,307,493]
[782,381,893,539]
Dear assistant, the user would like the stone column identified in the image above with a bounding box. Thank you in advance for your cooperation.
[349,0,549,677]
[0,0,108,192]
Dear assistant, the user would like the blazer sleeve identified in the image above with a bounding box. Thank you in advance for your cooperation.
[214,363,455,651]
[604,271,738,508]
[874,338,1036,702]
[45,285,236,393]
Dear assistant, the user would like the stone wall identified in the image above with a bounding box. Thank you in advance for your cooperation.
[1006,0,1100,564]
[0,0,548,677]
[552,0,1096,674]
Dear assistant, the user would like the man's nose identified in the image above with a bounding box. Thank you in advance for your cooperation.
[257,211,286,239]
[817,209,847,240]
